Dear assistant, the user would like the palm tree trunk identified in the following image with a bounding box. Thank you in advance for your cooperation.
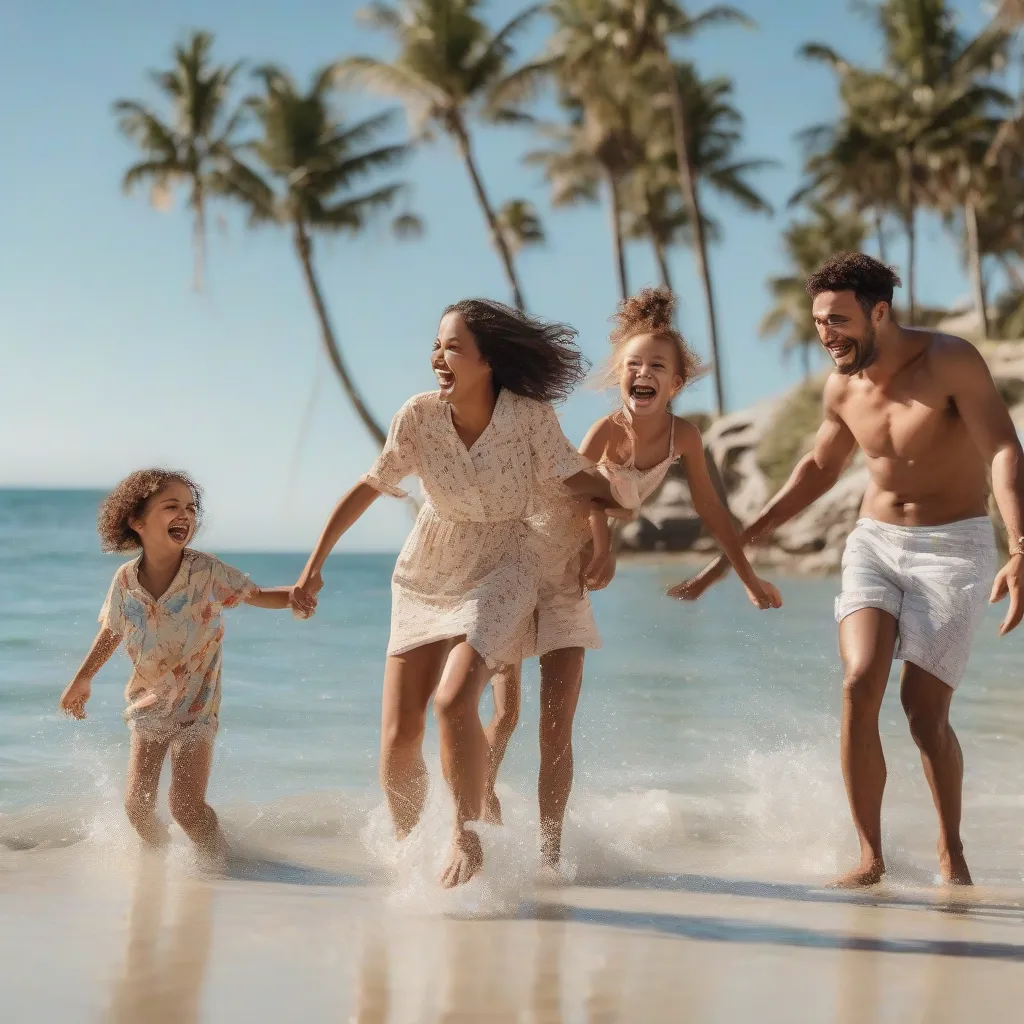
[191,189,206,293]
[904,206,917,325]
[652,235,673,292]
[873,207,887,264]
[964,195,988,340]
[663,50,724,416]
[292,220,387,449]
[605,170,629,301]
[1000,254,1024,292]
[801,342,811,382]
[450,118,526,311]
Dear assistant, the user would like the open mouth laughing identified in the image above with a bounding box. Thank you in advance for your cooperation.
[628,382,658,410]
[167,521,190,545]
[435,368,455,394]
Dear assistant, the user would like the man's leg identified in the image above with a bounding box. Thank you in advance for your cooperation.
[830,608,898,888]
[900,665,971,885]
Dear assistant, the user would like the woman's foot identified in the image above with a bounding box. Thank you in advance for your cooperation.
[483,789,503,826]
[825,857,885,889]
[440,828,483,888]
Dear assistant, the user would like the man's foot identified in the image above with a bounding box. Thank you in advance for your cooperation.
[939,848,973,886]
[440,828,483,889]
[483,789,503,826]
[825,858,885,889]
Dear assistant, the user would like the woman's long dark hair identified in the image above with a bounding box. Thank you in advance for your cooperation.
[443,299,588,404]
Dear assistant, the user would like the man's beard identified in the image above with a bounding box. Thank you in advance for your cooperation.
[836,322,878,376]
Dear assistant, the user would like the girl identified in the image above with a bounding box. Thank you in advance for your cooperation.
[288,299,619,888]
[487,287,782,868]
[59,470,320,862]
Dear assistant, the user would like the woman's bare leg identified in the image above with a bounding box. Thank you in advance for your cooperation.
[380,640,452,839]
[124,732,172,847]
[434,640,493,887]
[538,647,585,868]
[168,732,227,862]
[484,663,522,825]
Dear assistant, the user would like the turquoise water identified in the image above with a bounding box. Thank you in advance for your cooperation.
[3,489,1024,884]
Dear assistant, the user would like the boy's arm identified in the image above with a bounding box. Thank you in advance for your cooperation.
[60,628,122,719]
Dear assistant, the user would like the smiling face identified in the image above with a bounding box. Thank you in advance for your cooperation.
[618,333,684,417]
[129,481,197,557]
[431,311,493,402]
[811,290,883,375]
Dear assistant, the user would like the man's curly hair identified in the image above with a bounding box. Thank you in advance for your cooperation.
[97,469,203,553]
[806,252,902,316]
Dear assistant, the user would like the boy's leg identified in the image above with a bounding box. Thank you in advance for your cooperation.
[125,731,172,846]
[168,730,227,861]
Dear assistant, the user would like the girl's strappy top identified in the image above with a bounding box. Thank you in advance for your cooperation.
[599,411,678,516]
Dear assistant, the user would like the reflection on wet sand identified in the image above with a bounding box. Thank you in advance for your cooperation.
[106,856,213,1024]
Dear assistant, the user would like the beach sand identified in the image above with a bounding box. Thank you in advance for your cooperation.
[5,839,1023,1023]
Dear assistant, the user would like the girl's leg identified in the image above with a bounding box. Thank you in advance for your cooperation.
[433,640,494,887]
[538,647,585,867]
[168,731,227,861]
[380,640,452,839]
[124,731,172,847]
[484,663,522,825]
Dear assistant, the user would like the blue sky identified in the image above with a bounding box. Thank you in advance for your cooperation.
[0,0,994,551]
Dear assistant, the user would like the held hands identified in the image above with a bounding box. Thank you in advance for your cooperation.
[59,677,91,720]
[289,571,324,620]
[581,548,616,594]
[990,553,1024,636]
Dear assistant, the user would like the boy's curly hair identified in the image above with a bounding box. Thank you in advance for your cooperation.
[97,469,203,553]
[598,287,706,390]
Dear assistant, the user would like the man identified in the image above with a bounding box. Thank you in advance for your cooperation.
[675,252,1024,887]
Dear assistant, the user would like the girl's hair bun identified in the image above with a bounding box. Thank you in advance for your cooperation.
[612,287,677,339]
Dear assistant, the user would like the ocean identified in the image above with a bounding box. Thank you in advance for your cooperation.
[3,489,1024,1021]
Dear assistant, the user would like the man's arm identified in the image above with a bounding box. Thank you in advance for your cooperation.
[673,378,857,596]
[943,340,1024,634]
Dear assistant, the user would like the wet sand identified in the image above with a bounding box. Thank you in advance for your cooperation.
[5,848,1024,1023]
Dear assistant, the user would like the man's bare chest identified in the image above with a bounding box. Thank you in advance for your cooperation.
[841,382,960,462]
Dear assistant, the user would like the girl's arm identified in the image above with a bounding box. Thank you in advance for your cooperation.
[246,574,322,611]
[674,419,781,610]
[564,417,621,510]
[59,628,122,719]
[578,418,617,590]
[291,483,380,609]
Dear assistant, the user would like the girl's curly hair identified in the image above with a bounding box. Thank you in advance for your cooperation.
[97,469,203,553]
[597,287,706,390]
[443,299,588,405]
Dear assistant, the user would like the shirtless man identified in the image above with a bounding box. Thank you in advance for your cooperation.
[673,252,1024,887]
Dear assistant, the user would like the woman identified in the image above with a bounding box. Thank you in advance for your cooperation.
[290,299,618,886]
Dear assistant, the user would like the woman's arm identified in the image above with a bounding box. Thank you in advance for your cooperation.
[291,483,380,611]
[59,628,122,719]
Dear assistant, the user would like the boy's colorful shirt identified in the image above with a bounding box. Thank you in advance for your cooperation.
[100,549,256,731]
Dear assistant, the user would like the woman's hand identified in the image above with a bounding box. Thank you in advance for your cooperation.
[290,571,324,619]
[666,558,727,601]
[59,676,92,719]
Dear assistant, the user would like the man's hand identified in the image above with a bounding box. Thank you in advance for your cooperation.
[582,549,616,593]
[666,558,728,601]
[59,677,91,720]
[990,555,1024,635]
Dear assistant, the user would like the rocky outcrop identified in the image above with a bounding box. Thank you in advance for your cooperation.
[620,340,1024,573]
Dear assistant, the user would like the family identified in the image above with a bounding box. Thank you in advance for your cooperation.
[60,252,1024,890]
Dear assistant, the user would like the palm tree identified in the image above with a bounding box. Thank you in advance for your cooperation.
[114,31,244,291]
[624,63,772,296]
[336,0,542,310]
[798,0,1011,328]
[495,199,545,256]
[218,66,418,448]
[760,202,867,379]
